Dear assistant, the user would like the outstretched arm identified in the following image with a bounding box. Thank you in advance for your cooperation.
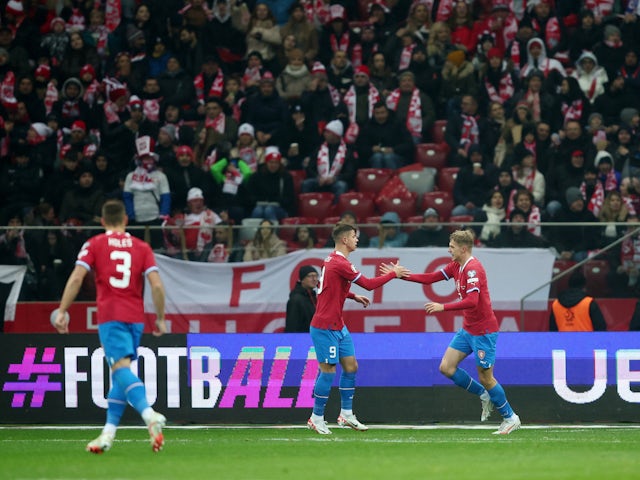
[354,263,410,291]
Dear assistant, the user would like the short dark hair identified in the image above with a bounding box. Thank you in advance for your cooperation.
[332,222,356,242]
[101,200,126,226]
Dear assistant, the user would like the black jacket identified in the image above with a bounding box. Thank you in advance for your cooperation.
[285,283,317,333]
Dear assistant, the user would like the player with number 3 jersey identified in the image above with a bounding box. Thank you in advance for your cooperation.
[307,222,409,435]
[54,200,168,454]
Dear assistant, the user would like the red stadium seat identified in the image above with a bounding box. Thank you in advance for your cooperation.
[279,217,318,242]
[405,215,425,233]
[582,259,611,298]
[421,191,454,221]
[375,194,418,221]
[447,215,474,232]
[336,191,376,220]
[431,119,447,144]
[288,169,306,196]
[549,260,577,298]
[317,216,340,243]
[415,143,448,169]
[438,167,460,194]
[362,215,382,239]
[297,192,335,219]
[355,168,394,194]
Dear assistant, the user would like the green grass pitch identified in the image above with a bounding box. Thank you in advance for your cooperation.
[1,425,639,480]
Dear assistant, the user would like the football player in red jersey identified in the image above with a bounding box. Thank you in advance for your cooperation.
[384,229,521,435]
[307,222,409,434]
[54,199,168,452]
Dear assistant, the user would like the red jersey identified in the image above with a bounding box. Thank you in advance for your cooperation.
[76,231,158,324]
[311,251,360,330]
[442,257,498,335]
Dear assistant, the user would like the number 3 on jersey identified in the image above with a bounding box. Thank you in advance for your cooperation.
[110,250,131,289]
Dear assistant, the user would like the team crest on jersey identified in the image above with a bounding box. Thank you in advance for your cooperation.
[467,270,476,278]
[478,350,486,360]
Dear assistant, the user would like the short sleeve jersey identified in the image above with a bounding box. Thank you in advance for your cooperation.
[311,251,360,330]
[442,256,498,335]
[76,231,158,324]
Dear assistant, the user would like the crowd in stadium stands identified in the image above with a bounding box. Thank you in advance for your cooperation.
[0,0,640,301]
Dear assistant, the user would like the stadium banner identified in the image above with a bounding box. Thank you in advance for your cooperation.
[3,248,557,333]
[2,332,640,424]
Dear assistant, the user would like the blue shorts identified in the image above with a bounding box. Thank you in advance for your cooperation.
[98,321,144,367]
[449,329,498,369]
[310,326,355,364]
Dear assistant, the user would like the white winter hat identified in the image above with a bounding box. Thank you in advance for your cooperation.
[325,120,343,137]
[30,122,53,138]
[238,123,255,137]
[187,187,204,201]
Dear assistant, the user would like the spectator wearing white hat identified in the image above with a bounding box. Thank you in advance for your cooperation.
[246,146,296,221]
[123,136,171,249]
[229,122,265,172]
[164,187,222,261]
[302,119,356,202]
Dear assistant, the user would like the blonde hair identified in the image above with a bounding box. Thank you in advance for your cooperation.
[449,229,475,249]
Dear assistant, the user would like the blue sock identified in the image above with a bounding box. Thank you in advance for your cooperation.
[488,383,514,418]
[450,368,486,396]
[112,367,150,415]
[339,371,356,411]
[106,381,127,427]
[312,371,335,417]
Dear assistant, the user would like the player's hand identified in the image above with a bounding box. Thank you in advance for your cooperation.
[393,263,410,278]
[379,263,394,275]
[425,302,444,313]
[54,311,69,334]
[153,318,167,337]
[353,294,370,308]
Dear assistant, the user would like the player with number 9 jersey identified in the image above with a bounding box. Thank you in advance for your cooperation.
[76,231,158,325]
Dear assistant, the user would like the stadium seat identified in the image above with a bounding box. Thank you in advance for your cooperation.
[421,191,454,221]
[582,259,611,298]
[355,168,394,194]
[362,215,382,239]
[279,217,318,242]
[405,215,425,233]
[431,119,447,144]
[447,215,474,232]
[288,169,306,196]
[375,194,418,221]
[437,167,460,194]
[317,215,340,242]
[549,260,577,298]
[297,192,335,218]
[336,191,376,220]
[415,143,448,169]
[399,168,436,197]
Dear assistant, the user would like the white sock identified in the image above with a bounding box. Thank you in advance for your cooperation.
[311,413,324,422]
[103,423,117,437]
[141,407,155,424]
[340,409,353,416]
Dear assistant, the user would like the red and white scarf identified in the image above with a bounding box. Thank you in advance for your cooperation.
[460,114,479,146]
[44,81,58,115]
[205,113,226,133]
[143,98,161,122]
[83,79,101,106]
[0,71,15,103]
[303,0,330,25]
[585,0,614,18]
[561,99,584,123]
[104,0,122,32]
[582,180,606,217]
[343,84,380,143]
[386,87,422,138]
[510,40,521,70]
[398,43,415,70]
[330,32,350,54]
[237,146,259,172]
[317,140,347,178]
[103,100,122,124]
[532,16,561,51]
[434,0,453,22]
[242,66,262,86]
[183,209,222,253]
[194,69,225,105]
[484,72,515,103]
[526,205,542,236]
[599,170,618,192]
